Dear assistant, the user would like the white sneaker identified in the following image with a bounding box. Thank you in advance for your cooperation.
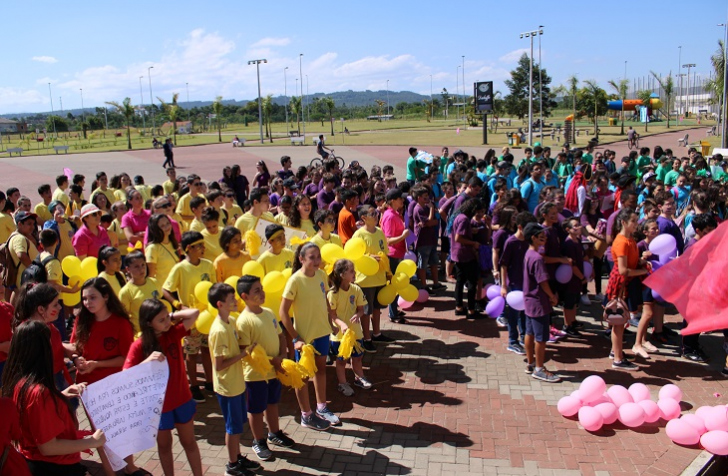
[580,295,591,306]
[316,406,341,426]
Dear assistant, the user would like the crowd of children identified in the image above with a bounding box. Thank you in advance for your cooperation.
[0,142,725,475]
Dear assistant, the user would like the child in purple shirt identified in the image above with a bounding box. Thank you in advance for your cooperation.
[560,218,588,336]
[412,187,443,292]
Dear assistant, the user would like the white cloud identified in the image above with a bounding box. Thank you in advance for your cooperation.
[499,48,529,63]
[0,87,46,111]
[32,56,58,64]
[250,37,290,48]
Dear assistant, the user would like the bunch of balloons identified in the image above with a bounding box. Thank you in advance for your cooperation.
[554,261,594,284]
[377,259,419,308]
[479,284,525,318]
[665,402,728,455]
[61,256,99,306]
[557,376,683,432]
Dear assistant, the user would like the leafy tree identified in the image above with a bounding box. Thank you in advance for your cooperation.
[576,81,608,138]
[289,96,302,134]
[321,97,335,135]
[262,95,273,143]
[608,79,629,135]
[45,115,69,133]
[212,96,223,142]
[651,72,675,128]
[157,93,180,145]
[105,98,135,149]
[705,40,725,138]
[422,99,432,122]
[503,53,557,120]
[441,88,450,118]
[375,100,386,120]
[636,90,653,132]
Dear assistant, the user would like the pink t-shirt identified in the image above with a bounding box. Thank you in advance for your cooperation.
[121,209,151,235]
[380,208,406,259]
[72,225,111,258]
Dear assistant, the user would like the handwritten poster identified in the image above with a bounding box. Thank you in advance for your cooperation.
[254,217,308,252]
[80,360,169,471]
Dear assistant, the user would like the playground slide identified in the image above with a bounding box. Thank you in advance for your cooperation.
[607,98,663,111]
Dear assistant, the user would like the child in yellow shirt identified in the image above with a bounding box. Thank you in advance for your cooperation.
[257,224,294,274]
[214,227,251,282]
[119,250,162,333]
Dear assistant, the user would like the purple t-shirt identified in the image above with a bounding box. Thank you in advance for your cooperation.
[413,203,437,248]
[636,240,659,262]
[561,237,584,293]
[304,183,319,198]
[406,199,417,231]
[543,226,562,278]
[450,214,475,263]
[605,211,620,263]
[656,215,685,254]
[500,234,529,290]
[492,228,511,255]
[317,189,335,210]
[254,172,270,189]
[269,192,281,207]
[523,249,552,317]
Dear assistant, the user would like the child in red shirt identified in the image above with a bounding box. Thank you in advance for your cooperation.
[337,189,359,245]
[124,299,203,476]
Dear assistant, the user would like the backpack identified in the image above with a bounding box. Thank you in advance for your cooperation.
[0,233,28,288]
[602,295,629,327]
[22,254,58,284]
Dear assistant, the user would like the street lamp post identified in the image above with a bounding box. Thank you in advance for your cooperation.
[430,74,433,121]
[720,23,728,148]
[520,28,543,146]
[462,55,466,121]
[80,88,85,123]
[284,67,289,133]
[48,83,57,138]
[386,79,390,116]
[248,59,268,144]
[683,63,696,117]
[299,54,306,138]
[148,66,155,134]
[138,77,146,133]
[186,82,190,122]
[456,65,460,124]
[537,27,544,139]
[678,46,682,115]
[306,75,309,122]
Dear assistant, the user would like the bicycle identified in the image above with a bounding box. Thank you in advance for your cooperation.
[627,133,640,150]
[310,149,345,169]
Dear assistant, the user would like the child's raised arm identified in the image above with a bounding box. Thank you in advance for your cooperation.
[172,308,199,330]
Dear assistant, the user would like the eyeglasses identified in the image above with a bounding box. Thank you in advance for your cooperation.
[155,202,172,209]
[323,218,335,224]
[192,182,201,187]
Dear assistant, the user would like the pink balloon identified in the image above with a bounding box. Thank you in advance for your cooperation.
[397,297,415,309]
[638,400,661,423]
[701,431,728,455]
[557,396,582,417]
[485,296,505,318]
[666,419,700,445]
[416,289,429,303]
[658,398,682,421]
[570,390,584,404]
[681,414,707,435]
[704,407,728,432]
[486,285,501,300]
[579,375,607,403]
[555,264,573,284]
[618,402,646,427]
[659,384,683,402]
[595,402,619,425]
[607,385,633,408]
[587,395,611,406]
[578,406,604,432]
[695,406,715,422]
[628,383,652,403]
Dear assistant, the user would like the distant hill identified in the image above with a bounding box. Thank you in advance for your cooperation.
[2,90,430,119]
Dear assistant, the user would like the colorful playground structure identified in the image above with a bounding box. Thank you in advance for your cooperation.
[607,93,663,112]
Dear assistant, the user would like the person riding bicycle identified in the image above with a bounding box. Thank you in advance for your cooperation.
[317,134,332,159]
[627,126,638,147]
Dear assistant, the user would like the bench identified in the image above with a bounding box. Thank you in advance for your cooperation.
[54,145,70,154]
[678,134,689,147]
[290,136,305,145]
[232,138,245,147]
[7,147,23,156]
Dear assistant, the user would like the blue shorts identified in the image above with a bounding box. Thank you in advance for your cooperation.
[216,393,248,435]
[295,334,330,361]
[526,315,551,343]
[246,379,283,414]
[417,245,439,268]
[330,338,364,360]
[159,398,197,430]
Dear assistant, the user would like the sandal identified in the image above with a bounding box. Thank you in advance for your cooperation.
[642,341,658,353]
[631,346,650,359]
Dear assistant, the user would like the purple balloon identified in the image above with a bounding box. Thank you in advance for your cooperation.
[485,296,506,318]
[555,264,573,284]
[583,261,594,281]
[649,234,677,255]
[406,233,416,247]
[506,291,525,311]
[404,250,417,262]
[658,247,677,265]
[649,259,662,272]
[486,285,501,300]
[652,288,667,303]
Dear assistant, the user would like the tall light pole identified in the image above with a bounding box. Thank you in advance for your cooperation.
[59,97,63,115]
[683,63,696,117]
[456,66,460,123]
[284,67,289,132]
[430,74,433,121]
[248,59,267,144]
[462,55,466,120]
[48,83,57,138]
[299,54,306,137]
[138,76,146,133]
[537,27,544,138]
[80,88,85,123]
[678,46,682,116]
[386,79,390,116]
[148,66,155,134]
[185,82,190,121]
[520,29,542,146]
[720,22,728,148]
[306,75,309,121]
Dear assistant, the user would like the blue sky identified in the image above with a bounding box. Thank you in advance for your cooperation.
[3,0,726,114]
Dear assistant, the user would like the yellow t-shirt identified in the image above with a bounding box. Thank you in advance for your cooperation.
[176,193,203,222]
[98,271,125,297]
[213,252,251,283]
[162,180,176,196]
[171,212,188,232]
[277,215,316,238]
[40,251,62,286]
[201,229,223,262]
[257,249,294,274]
[236,307,281,381]
[34,203,52,225]
[0,213,16,243]
[274,214,290,226]
[52,188,70,206]
[91,187,116,206]
[145,242,179,286]
[208,316,245,397]
[113,189,127,202]
[163,259,216,307]
[189,218,205,233]
[234,211,275,235]
[328,284,366,341]
[135,185,152,203]
[223,204,244,226]
[119,278,162,333]
[352,227,388,288]
[310,233,342,250]
[10,234,38,287]
[109,219,128,256]
[55,220,76,260]
[282,269,332,343]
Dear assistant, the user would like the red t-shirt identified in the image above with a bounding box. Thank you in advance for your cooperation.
[0,301,12,363]
[0,397,31,476]
[337,207,357,245]
[123,323,191,413]
[49,324,72,386]
[14,384,82,465]
[71,314,134,384]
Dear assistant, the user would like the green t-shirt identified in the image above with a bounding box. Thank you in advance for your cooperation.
[664,170,680,187]
[635,156,652,178]
[655,164,669,183]
[554,162,573,178]
[406,157,427,181]
[582,153,594,165]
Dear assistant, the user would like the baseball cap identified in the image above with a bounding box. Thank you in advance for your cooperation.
[48,200,65,214]
[617,175,636,189]
[642,171,657,183]
[282,178,299,190]
[14,211,37,225]
[80,204,102,219]
[385,188,403,202]
[496,161,510,169]
[523,222,546,242]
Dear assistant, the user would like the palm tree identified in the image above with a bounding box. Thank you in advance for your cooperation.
[705,40,726,138]
[262,95,273,143]
[583,80,603,137]
[568,76,579,143]
[322,97,335,135]
[105,98,134,150]
[212,96,223,142]
[375,100,386,121]
[422,99,432,122]
[651,71,675,128]
[157,93,180,145]
[637,90,653,132]
[289,96,302,134]
[608,79,629,135]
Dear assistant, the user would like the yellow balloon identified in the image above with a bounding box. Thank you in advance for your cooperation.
[355,255,379,276]
[224,275,241,297]
[392,272,410,290]
[281,268,292,280]
[242,261,265,279]
[399,284,419,302]
[262,271,285,294]
[194,281,213,306]
[196,310,215,334]
[321,243,345,264]
[396,259,417,278]
[344,237,366,261]
[377,284,397,306]
[80,257,98,281]
[263,289,283,317]
[61,256,81,278]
